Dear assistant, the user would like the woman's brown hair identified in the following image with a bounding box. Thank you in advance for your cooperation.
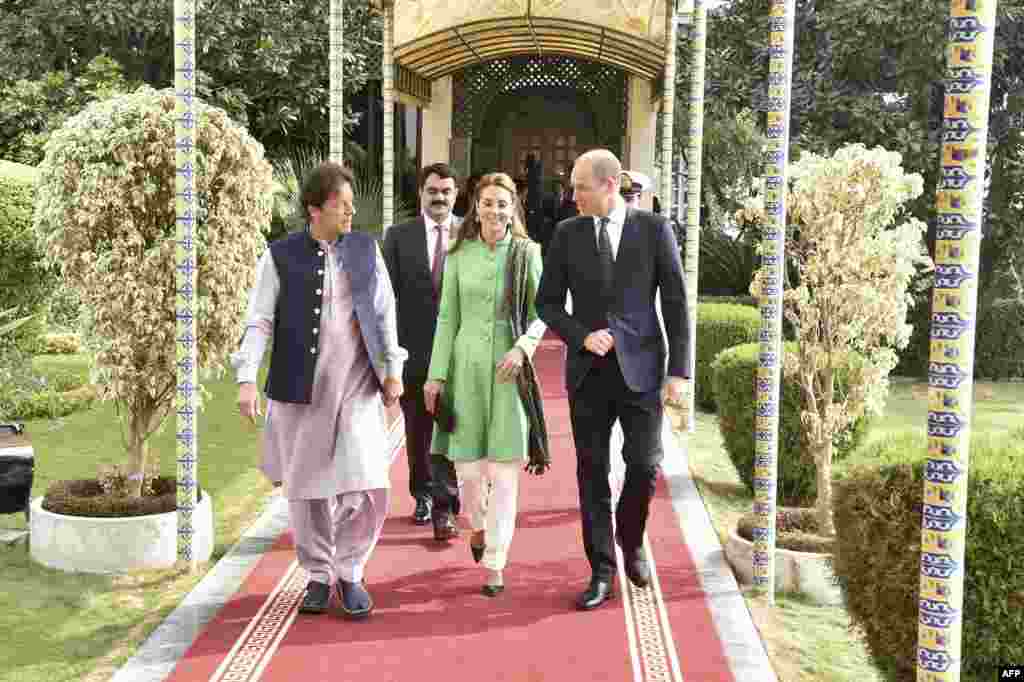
[449,172,530,255]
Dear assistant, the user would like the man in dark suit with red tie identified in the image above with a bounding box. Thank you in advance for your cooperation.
[536,149,692,610]
[382,163,461,541]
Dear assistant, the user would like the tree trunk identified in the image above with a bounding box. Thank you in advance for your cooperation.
[813,439,835,537]
[125,409,151,497]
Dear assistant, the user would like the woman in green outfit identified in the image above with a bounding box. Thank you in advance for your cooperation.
[423,172,547,596]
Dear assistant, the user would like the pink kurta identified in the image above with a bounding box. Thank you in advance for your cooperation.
[260,240,393,500]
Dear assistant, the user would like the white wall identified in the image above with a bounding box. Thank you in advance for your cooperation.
[626,75,658,211]
[421,75,453,165]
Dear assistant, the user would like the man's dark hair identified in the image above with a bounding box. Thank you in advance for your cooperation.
[301,162,354,221]
[418,162,457,189]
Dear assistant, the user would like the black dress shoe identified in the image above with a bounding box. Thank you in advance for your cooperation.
[432,511,459,541]
[412,496,432,525]
[576,579,614,610]
[298,580,330,614]
[337,579,374,619]
[623,547,651,589]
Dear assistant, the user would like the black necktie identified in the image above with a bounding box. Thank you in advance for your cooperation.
[597,216,614,294]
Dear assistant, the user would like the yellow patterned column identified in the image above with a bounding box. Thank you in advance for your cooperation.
[660,1,679,216]
[917,1,997,678]
[683,0,706,431]
[381,1,395,234]
[751,0,795,604]
[329,0,344,164]
[173,0,199,569]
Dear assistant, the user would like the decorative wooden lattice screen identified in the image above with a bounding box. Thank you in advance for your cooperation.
[451,55,628,158]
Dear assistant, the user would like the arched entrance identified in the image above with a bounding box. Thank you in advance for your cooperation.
[371,0,679,223]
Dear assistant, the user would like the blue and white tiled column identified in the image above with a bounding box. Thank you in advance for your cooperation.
[174,0,199,567]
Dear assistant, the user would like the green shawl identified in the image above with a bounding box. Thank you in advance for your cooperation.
[505,237,551,475]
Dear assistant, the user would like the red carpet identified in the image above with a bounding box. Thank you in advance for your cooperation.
[164,340,733,682]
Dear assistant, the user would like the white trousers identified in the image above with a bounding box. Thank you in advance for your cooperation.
[455,460,520,571]
[289,488,388,584]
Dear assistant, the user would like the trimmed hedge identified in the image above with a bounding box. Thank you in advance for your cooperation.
[897,288,1024,379]
[0,160,52,353]
[698,294,757,308]
[833,430,1024,680]
[711,341,870,505]
[695,303,761,410]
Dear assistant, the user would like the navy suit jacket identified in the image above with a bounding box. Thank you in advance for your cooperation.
[381,215,462,387]
[536,208,690,396]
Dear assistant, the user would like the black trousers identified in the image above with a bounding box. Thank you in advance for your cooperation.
[569,353,663,581]
[400,384,460,516]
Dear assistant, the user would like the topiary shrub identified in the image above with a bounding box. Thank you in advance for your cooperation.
[0,160,54,353]
[33,86,273,495]
[832,430,1024,680]
[897,281,1024,380]
[695,303,761,410]
[698,294,757,308]
[973,294,1024,380]
[711,341,870,505]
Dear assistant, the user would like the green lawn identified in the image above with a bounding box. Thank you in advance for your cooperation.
[0,354,273,682]
[681,378,1024,682]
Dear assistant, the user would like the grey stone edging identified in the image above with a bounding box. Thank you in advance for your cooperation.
[109,492,291,682]
[657,421,779,682]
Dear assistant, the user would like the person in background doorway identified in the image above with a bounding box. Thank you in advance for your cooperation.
[619,170,652,209]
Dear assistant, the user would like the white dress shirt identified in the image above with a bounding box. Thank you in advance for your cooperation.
[424,212,454,271]
[593,195,627,260]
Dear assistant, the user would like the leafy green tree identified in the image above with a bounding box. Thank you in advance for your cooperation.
[0,55,132,165]
[0,0,382,158]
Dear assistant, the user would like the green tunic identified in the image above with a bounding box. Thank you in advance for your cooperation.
[426,231,545,463]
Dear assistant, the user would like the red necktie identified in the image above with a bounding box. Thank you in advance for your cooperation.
[431,224,446,294]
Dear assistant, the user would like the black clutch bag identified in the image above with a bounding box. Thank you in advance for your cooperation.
[433,388,456,433]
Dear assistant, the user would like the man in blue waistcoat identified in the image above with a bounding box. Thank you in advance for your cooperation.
[234,162,407,618]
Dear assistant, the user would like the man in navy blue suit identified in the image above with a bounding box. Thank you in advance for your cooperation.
[536,149,691,610]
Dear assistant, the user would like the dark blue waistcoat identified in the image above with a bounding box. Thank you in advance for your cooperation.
[265,230,380,404]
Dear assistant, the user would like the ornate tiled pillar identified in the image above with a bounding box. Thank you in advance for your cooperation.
[751,0,796,604]
[916,1,997,678]
[173,0,198,569]
[329,0,344,164]
[682,0,706,432]
[381,1,395,234]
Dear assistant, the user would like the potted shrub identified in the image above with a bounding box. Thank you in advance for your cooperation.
[712,341,869,604]
[28,87,273,573]
[749,143,931,537]
[723,144,931,602]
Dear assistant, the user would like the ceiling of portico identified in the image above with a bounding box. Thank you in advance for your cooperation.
[376,0,669,81]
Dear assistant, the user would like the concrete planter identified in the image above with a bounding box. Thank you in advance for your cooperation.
[29,492,214,574]
[724,526,842,606]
